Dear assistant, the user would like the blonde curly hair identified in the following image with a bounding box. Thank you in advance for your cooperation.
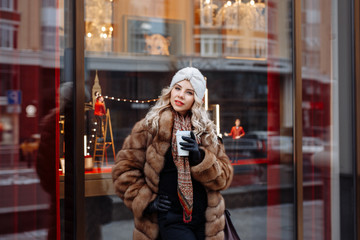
[144,84,218,146]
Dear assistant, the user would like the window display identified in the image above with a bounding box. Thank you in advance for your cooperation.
[57,0,295,238]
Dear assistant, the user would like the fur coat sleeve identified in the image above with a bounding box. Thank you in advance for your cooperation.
[191,137,234,191]
[112,119,155,218]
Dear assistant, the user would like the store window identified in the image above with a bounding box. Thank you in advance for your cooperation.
[301,0,356,239]
[0,0,62,237]
[75,0,295,239]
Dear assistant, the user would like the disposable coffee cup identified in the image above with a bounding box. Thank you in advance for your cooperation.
[176,130,191,156]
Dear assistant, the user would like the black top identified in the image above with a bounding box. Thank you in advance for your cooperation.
[158,146,207,220]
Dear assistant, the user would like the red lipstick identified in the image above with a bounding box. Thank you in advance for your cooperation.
[175,100,184,106]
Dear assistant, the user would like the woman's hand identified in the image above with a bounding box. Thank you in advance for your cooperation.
[144,195,171,214]
[180,131,204,166]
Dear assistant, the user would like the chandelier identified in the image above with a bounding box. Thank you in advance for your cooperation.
[200,0,266,31]
[85,0,114,52]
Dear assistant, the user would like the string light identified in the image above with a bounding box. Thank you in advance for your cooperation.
[86,95,158,158]
[103,95,159,104]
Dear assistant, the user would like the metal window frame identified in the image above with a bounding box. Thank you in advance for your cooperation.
[64,0,85,239]
[293,0,303,239]
[353,0,360,239]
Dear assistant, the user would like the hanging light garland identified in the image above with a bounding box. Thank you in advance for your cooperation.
[103,95,159,104]
[86,95,158,157]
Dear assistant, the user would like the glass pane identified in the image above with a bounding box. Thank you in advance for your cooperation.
[302,0,356,239]
[0,0,64,239]
[82,1,294,240]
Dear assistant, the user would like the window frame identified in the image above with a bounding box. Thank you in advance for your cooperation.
[353,0,360,239]
[0,0,13,11]
[0,23,14,49]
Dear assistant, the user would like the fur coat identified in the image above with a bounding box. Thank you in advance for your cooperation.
[112,109,234,240]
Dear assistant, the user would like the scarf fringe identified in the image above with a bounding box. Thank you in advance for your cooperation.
[183,212,192,223]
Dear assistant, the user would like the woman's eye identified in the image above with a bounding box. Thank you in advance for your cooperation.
[187,91,194,95]
[175,87,181,90]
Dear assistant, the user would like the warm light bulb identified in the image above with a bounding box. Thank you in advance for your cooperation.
[226,1,232,6]
[250,0,255,5]
[101,26,106,31]
[205,0,210,4]
[87,32,92,38]
[110,26,113,31]
[104,34,108,38]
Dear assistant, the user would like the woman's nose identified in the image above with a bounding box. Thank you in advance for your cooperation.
[178,90,185,98]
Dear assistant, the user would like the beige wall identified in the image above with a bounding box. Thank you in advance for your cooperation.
[17,0,41,50]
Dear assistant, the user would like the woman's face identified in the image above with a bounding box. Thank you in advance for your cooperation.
[170,80,195,116]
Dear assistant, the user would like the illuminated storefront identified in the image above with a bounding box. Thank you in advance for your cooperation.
[0,0,359,239]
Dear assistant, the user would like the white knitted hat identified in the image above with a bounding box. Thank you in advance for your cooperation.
[170,67,206,99]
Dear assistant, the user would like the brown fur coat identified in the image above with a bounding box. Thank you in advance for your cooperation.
[112,109,234,240]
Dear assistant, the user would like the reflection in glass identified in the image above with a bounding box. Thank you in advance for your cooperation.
[0,0,62,238]
[301,0,356,239]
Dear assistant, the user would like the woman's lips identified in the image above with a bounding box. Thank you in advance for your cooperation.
[175,100,184,106]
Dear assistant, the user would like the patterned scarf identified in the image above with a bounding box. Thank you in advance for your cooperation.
[171,111,196,223]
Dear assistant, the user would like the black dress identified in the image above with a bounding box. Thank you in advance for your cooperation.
[157,146,207,240]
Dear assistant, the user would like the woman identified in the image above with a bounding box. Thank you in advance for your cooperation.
[112,67,234,240]
[224,119,245,161]
[94,95,106,137]
[224,119,245,139]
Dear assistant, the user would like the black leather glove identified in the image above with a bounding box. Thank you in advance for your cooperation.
[144,194,171,214]
[180,131,205,166]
